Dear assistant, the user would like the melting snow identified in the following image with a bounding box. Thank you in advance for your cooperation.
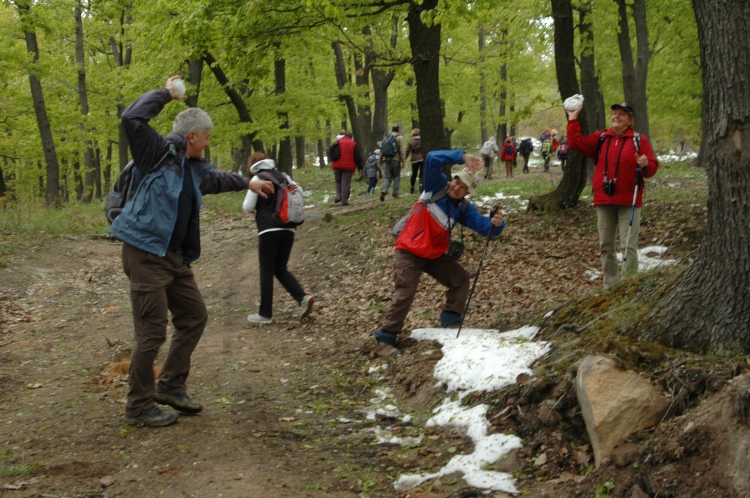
[392,326,549,493]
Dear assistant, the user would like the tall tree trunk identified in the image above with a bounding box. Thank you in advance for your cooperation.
[479,25,488,144]
[275,52,293,177]
[317,138,327,168]
[295,136,305,168]
[93,145,101,199]
[104,142,113,193]
[185,57,203,109]
[75,0,95,203]
[578,2,606,132]
[367,18,398,153]
[111,3,132,175]
[640,0,750,352]
[17,1,60,206]
[407,0,448,157]
[205,52,264,172]
[615,0,650,137]
[332,41,366,152]
[496,61,508,144]
[353,51,372,154]
[529,0,590,211]
[0,157,6,198]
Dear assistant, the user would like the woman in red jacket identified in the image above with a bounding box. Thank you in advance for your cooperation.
[332,131,362,206]
[500,138,516,178]
[566,102,659,288]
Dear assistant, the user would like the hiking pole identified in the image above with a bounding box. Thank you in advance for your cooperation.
[456,205,500,339]
[623,168,642,264]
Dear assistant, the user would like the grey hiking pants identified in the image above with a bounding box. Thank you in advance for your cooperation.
[381,158,402,197]
[597,205,641,288]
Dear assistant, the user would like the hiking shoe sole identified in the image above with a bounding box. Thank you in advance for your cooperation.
[299,295,315,320]
[248,313,273,324]
[154,392,203,414]
[375,342,400,358]
[124,406,179,427]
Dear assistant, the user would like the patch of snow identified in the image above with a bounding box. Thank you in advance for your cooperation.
[394,326,549,493]
[657,151,697,162]
[584,268,601,281]
[617,245,677,271]
[544,311,553,319]
[322,194,330,204]
[368,363,389,375]
[371,427,424,446]
[402,414,412,424]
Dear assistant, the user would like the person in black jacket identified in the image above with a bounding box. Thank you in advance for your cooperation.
[243,152,314,324]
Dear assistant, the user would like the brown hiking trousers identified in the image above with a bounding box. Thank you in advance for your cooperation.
[121,243,207,416]
[381,249,470,334]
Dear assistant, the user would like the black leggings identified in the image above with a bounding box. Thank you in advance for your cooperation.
[410,160,424,191]
[258,230,305,318]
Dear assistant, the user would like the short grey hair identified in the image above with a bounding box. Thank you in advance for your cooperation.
[172,107,214,137]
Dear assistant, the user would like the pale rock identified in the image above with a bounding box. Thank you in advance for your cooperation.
[100,476,114,488]
[575,355,669,468]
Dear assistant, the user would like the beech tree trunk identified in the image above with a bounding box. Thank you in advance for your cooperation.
[17,1,60,206]
[274,53,293,177]
[640,0,750,352]
[407,0,448,157]
[479,25,488,144]
[295,136,305,168]
[185,57,203,109]
[615,0,651,137]
[578,3,606,132]
[528,0,590,211]
[367,18,398,154]
[332,40,366,156]
[205,52,264,172]
[110,3,132,175]
[75,0,96,203]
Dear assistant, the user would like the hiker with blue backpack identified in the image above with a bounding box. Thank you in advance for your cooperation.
[110,76,274,427]
[372,150,506,357]
[243,152,314,324]
[566,100,659,288]
[379,125,405,201]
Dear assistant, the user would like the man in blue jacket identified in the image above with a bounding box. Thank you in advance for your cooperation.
[374,150,506,357]
[111,76,273,427]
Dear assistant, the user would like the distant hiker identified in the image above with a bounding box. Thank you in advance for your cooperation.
[373,150,506,357]
[500,138,516,178]
[480,136,499,179]
[541,138,553,172]
[364,149,383,194]
[380,125,405,201]
[510,136,519,168]
[332,130,361,206]
[557,138,570,171]
[566,101,659,288]
[110,76,274,427]
[405,128,424,194]
[243,152,314,324]
[540,129,550,142]
[518,137,534,173]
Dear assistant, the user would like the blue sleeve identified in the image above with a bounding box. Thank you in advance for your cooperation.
[423,150,465,193]
[459,203,506,238]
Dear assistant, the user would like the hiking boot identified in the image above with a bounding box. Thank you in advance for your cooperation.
[380,191,386,202]
[124,406,179,427]
[248,313,272,324]
[375,342,400,358]
[439,310,463,328]
[334,197,341,203]
[154,392,203,414]
[299,295,315,320]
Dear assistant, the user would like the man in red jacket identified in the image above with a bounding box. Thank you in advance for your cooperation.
[332,131,362,206]
[566,102,659,288]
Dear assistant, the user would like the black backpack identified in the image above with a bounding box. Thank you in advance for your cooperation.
[327,141,341,162]
[105,144,176,224]
[504,145,514,155]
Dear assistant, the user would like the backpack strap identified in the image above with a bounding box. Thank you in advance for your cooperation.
[129,142,178,202]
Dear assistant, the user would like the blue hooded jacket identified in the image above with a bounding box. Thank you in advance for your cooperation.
[109,88,248,264]
[421,150,506,237]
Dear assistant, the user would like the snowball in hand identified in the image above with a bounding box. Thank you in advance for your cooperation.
[173,78,186,97]
[563,94,584,111]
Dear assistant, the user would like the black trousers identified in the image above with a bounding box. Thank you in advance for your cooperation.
[258,230,306,318]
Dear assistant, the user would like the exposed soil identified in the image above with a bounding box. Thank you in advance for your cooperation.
[1,166,745,497]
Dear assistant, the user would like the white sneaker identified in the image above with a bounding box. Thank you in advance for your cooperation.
[299,295,315,320]
[247,313,272,324]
